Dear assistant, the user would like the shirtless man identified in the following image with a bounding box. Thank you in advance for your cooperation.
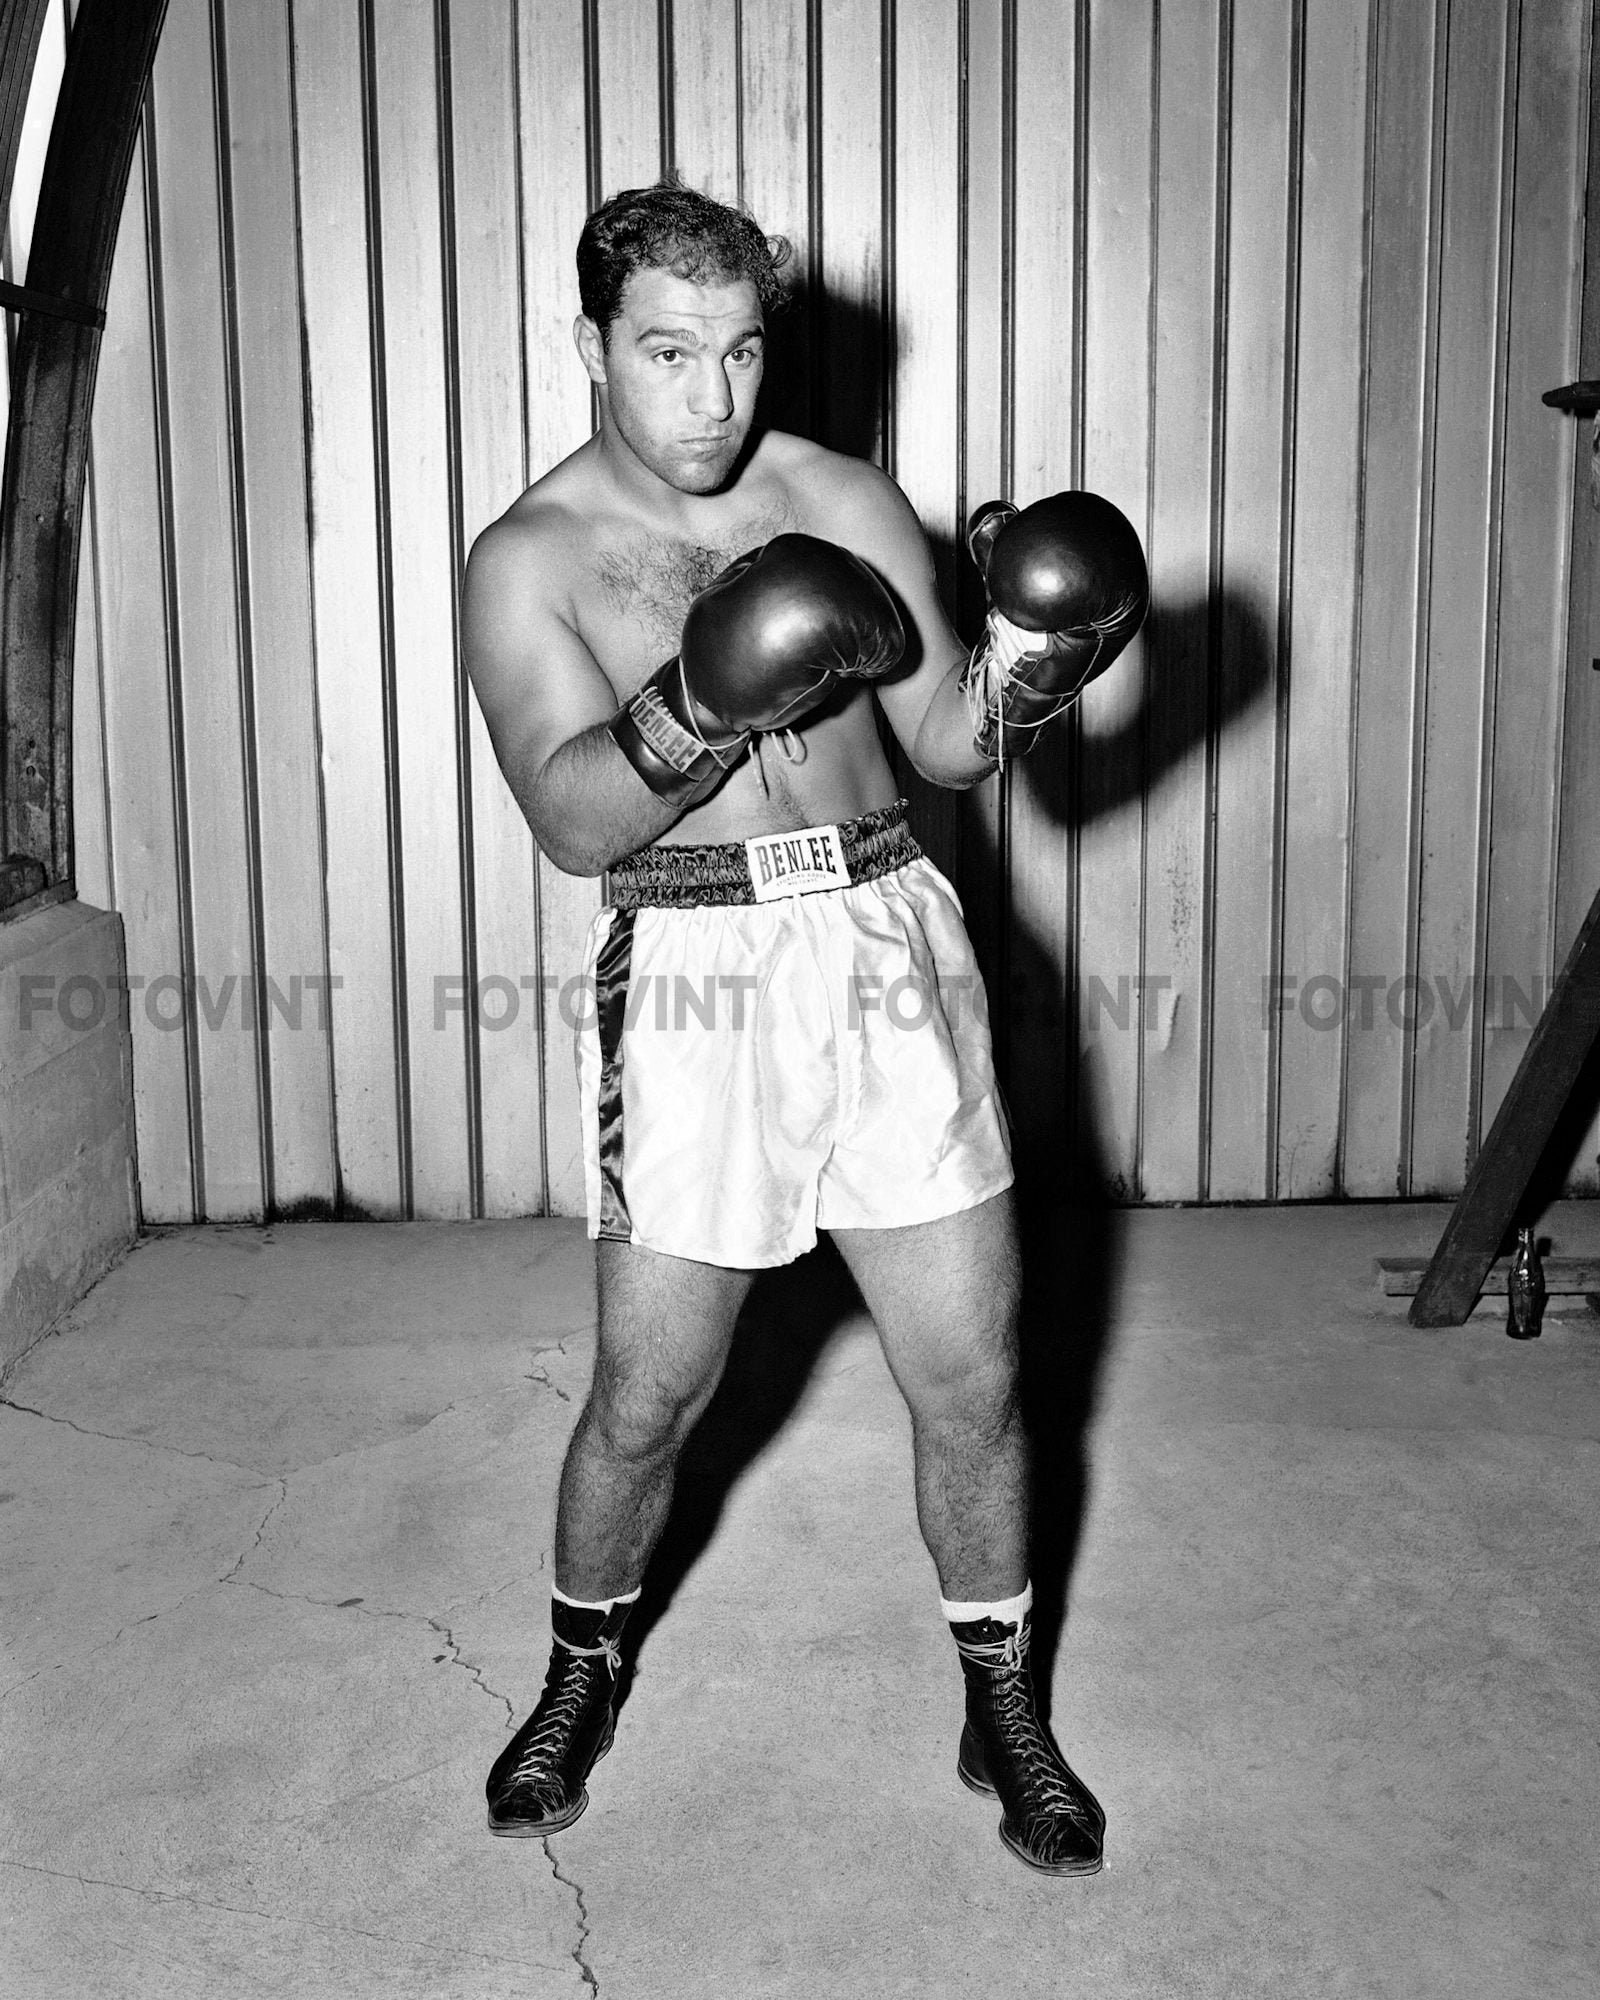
[463,180,1146,1876]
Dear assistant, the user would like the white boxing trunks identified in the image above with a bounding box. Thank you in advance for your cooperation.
[576,799,1013,1267]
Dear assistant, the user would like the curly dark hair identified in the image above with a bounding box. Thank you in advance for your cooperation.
[577,178,791,340]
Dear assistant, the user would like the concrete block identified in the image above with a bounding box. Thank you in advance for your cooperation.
[0,898,131,1082]
[0,1016,132,1211]
[0,899,138,1379]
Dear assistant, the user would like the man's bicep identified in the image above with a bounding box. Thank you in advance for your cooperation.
[462,528,618,807]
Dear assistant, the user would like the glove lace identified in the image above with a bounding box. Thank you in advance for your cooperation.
[667,658,749,774]
[752,727,807,796]
[964,591,1144,768]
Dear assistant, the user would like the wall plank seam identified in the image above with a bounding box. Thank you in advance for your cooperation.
[137,91,204,1219]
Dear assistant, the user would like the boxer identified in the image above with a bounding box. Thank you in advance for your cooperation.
[463,178,1147,1875]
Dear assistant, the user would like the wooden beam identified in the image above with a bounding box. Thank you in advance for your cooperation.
[0,0,53,226]
[1378,1255,1600,1297]
[1408,881,1600,1324]
[0,0,169,889]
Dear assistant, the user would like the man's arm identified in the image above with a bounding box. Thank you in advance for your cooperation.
[827,463,1149,785]
[462,511,680,875]
[818,462,997,790]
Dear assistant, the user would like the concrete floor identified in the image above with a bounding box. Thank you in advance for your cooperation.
[2,1203,1597,1999]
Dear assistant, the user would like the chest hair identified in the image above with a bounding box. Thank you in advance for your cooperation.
[590,506,798,653]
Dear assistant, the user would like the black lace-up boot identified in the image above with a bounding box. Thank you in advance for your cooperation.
[951,1611,1105,1875]
[485,1597,632,1837]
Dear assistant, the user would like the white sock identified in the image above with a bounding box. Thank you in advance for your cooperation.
[552,1582,642,1615]
[940,1580,1033,1628]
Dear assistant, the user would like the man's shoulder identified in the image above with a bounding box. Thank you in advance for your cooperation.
[472,492,577,563]
[759,430,902,508]
[467,456,597,607]
[755,433,921,557]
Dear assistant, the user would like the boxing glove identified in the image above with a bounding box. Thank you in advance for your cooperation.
[962,491,1149,762]
[609,533,906,808]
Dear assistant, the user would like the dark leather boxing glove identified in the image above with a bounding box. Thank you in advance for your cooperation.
[609,533,905,808]
[962,490,1149,762]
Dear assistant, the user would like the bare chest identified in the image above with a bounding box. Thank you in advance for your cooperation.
[573,503,801,689]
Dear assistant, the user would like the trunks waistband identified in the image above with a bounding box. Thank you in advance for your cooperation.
[608,799,920,909]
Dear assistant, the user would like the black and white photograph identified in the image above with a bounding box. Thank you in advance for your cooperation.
[1,1,1596,1993]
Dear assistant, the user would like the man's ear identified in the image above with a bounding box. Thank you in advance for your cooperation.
[574,315,607,386]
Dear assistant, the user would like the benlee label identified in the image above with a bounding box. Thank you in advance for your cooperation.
[744,822,852,902]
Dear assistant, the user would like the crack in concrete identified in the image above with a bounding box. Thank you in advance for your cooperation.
[264,1754,462,1831]
[524,1363,571,1404]
[467,1561,546,1607]
[0,1398,266,1478]
[195,1577,543,1816]
[422,1562,548,1638]
[0,1668,48,1707]
[525,1337,586,1406]
[91,1603,182,1658]
[67,1474,286,1667]
[2,1380,538,1495]
[0,1856,566,1972]
[428,1617,515,1729]
[527,1335,585,1360]
[258,1383,552,1481]
[228,1577,414,1626]
[7,1366,590,1979]
[209,1575,531,1744]
[543,1842,601,1996]
[220,1477,289,1585]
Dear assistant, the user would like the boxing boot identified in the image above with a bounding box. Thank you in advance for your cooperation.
[950,1609,1105,1875]
[485,1595,632,1836]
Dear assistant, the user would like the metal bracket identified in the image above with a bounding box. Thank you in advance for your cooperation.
[1542,380,1600,418]
[0,276,105,330]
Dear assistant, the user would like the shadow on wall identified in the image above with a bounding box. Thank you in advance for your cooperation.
[620,281,1278,1729]
[991,580,1278,1199]
[988,582,1276,1710]
[758,271,888,464]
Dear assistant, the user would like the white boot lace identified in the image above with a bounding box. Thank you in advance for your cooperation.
[508,1632,620,1786]
[953,1619,1093,1825]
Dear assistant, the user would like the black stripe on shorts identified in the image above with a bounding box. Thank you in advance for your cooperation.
[594,908,636,1242]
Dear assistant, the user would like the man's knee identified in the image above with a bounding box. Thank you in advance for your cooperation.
[581,1366,707,1468]
[905,1332,1021,1438]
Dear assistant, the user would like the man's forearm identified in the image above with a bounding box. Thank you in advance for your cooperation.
[908,663,1001,791]
[524,723,685,875]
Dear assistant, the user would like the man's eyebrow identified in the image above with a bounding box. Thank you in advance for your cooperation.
[634,322,765,347]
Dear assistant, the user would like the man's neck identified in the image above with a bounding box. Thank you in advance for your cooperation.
[587,421,767,531]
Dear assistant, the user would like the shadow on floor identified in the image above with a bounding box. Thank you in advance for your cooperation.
[1014,1185,1126,1722]
[616,1243,862,1714]
[615,1180,1128,1726]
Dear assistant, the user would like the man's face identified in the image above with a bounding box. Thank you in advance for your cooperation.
[577,267,765,495]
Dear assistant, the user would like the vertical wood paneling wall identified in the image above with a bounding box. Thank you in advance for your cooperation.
[50,0,1595,1220]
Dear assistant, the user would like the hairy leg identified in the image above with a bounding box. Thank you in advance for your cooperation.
[553,1239,755,1598]
[830,1191,1027,1601]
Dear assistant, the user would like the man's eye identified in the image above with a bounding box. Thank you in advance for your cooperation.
[730,348,760,366]
[653,348,680,363]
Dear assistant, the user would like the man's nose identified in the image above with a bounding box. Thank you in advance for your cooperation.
[688,361,734,420]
